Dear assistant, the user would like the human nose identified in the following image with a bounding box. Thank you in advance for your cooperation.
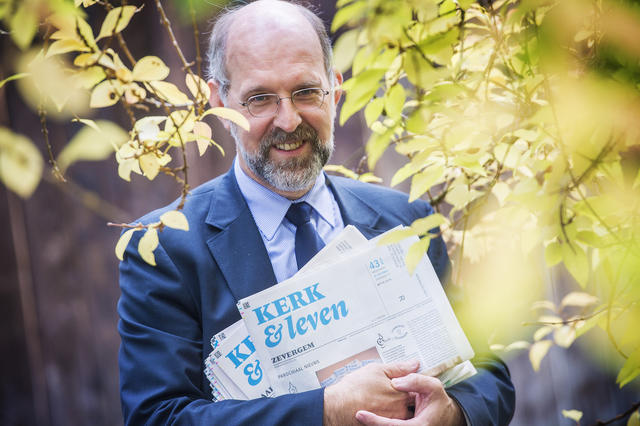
[272,97,302,133]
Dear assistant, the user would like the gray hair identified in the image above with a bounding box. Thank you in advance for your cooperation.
[205,1,334,103]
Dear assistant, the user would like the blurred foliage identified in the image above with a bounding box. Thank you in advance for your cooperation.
[0,0,247,264]
[333,0,640,416]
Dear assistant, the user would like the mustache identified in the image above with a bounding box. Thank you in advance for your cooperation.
[262,123,319,147]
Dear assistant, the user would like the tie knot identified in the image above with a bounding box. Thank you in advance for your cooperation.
[285,202,313,227]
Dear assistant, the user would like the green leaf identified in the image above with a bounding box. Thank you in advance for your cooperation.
[203,107,250,132]
[384,84,406,121]
[138,227,159,266]
[333,29,360,74]
[96,6,137,41]
[160,210,189,231]
[410,213,447,235]
[561,242,590,288]
[58,120,128,171]
[331,0,367,32]
[409,164,444,202]
[627,409,640,426]
[405,107,432,134]
[417,27,458,65]
[0,73,29,90]
[340,68,386,125]
[366,127,394,170]
[132,56,170,82]
[115,228,137,261]
[544,241,562,266]
[0,127,43,198]
[9,3,38,50]
[562,409,583,423]
[617,346,640,387]
[364,98,385,127]
[529,340,552,372]
[406,237,431,275]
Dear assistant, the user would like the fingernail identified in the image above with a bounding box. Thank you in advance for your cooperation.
[392,376,407,387]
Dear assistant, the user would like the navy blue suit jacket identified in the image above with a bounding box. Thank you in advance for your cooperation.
[118,169,515,425]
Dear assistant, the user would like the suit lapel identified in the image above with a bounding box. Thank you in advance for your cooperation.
[204,171,277,302]
[326,176,387,239]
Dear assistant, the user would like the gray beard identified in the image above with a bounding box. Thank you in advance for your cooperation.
[231,122,334,193]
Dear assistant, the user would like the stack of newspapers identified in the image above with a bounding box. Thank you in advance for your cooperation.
[204,225,477,401]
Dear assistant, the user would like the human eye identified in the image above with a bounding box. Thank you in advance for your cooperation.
[248,94,275,107]
[293,88,321,100]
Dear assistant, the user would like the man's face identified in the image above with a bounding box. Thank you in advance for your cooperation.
[220,14,341,197]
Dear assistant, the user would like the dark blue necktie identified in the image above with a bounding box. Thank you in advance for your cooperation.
[285,202,325,269]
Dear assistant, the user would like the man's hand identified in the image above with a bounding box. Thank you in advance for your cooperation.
[323,360,420,426]
[354,373,465,426]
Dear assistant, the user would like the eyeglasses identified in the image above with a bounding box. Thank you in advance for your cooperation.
[240,88,330,118]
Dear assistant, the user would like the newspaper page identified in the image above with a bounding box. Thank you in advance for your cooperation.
[204,225,368,399]
[237,234,475,396]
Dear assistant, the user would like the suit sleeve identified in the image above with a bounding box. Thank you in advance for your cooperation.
[417,200,516,426]
[118,231,324,425]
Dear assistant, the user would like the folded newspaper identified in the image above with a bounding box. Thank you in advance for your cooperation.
[205,225,476,400]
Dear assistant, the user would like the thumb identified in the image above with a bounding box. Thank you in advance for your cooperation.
[391,373,441,394]
[383,359,421,378]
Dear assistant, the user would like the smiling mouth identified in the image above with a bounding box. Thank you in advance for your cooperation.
[274,140,304,151]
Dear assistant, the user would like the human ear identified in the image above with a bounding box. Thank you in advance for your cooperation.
[207,80,231,131]
[332,69,343,105]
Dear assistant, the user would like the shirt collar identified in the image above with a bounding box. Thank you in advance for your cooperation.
[233,158,337,240]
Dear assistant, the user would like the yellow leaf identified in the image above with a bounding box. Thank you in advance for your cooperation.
[193,121,212,156]
[75,16,97,50]
[560,292,599,309]
[115,228,136,261]
[553,325,576,348]
[531,300,556,312]
[71,118,100,132]
[627,408,640,426]
[73,66,106,89]
[96,6,137,41]
[358,172,382,183]
[384,84,406,121]
[562,409,583,422]
[377,228,417,245]
[90,80,124,108]
[132,56,170,82]
[0,127,43,198]
[138,227,159,266]
[534,326,554,341]
[46,39,90,57]
[9,3,38,50]
[58,120,128,171]
[203,107,250,131]
[406,237,430,275]
[504,341,531,351]
[529,340,552,371]
[139,153,160,180]
[147,81,190,105]
[185,73,210,101]
[323,164,358,180]
[410,214,447,235]
[160,210,189,231]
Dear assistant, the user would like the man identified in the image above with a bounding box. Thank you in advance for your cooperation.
[117,1,515,425]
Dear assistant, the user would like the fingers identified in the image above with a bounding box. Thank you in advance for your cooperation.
[356,410,408,426]
[391,373,442,394]
[382,359,421,379]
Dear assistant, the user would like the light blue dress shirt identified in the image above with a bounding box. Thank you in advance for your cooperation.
[233,159,345,282]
